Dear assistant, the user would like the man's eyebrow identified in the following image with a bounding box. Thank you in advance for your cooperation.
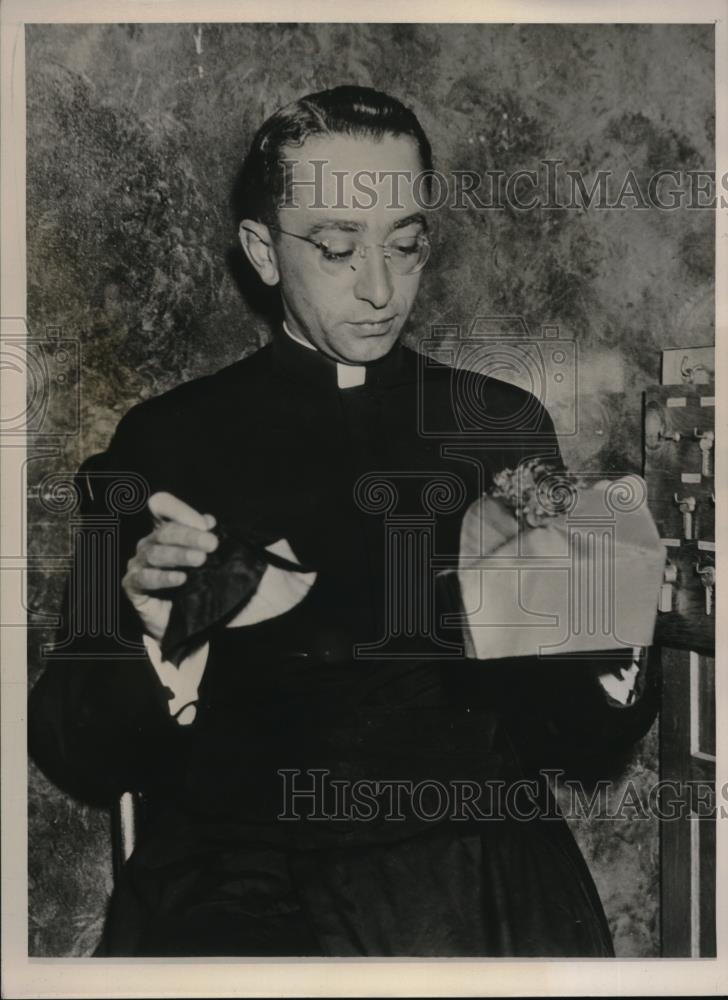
[305,219,365,237]
[390,212,428,233]
[305,213,428,238]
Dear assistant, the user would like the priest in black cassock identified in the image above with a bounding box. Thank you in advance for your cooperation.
[29,86,658,957]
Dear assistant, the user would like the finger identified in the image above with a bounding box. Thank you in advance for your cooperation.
[132,567,188,591]
[148,491,209,531]
[154,522,218,552]
[144,544,209,569]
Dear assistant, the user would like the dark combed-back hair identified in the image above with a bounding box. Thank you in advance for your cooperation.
[231,85,433,226]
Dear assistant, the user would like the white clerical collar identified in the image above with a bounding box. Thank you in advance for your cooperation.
[283,321,367,389]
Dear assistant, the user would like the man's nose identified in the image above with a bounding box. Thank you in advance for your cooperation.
[353,247,394,308]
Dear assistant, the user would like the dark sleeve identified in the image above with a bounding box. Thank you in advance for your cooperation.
[504,647,660,774]
[27,406,188,806]
[494,381,566,474]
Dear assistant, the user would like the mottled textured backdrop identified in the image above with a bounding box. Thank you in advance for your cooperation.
[25,22,714,957]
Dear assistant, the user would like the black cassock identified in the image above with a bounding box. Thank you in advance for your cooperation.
[29,331,658,957]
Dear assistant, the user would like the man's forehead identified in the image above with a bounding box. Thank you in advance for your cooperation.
[278,132,424,221]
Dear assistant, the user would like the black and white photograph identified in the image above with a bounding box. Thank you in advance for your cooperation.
[1,1,726,996]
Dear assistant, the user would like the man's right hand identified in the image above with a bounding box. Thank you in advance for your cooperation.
[122,491,219,642]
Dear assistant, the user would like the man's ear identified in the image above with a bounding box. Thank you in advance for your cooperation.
[239,220,280,286]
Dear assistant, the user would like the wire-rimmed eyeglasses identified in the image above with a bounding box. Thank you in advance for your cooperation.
[243,224,431,276]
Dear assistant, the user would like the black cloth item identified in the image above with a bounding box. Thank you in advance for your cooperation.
[161,525,267,666]
[28,331,659,956]
[161,523,315,666]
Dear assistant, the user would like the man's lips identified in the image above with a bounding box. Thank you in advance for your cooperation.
[347,316,397,331]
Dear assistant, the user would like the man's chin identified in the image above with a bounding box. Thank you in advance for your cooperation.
[338,332,401,365]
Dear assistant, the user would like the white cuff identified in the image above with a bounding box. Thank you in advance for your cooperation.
[143,634,209,726]
[596,647,644,706]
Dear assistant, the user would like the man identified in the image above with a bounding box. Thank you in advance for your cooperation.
[29,86,658,957]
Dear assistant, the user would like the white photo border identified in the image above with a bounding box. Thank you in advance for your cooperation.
[2,1,726,996]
